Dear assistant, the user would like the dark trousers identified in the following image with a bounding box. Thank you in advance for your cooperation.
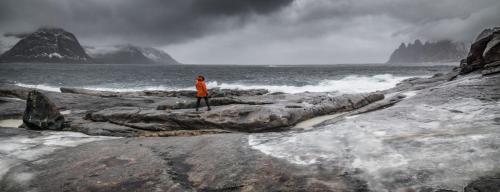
[196,97,210,110]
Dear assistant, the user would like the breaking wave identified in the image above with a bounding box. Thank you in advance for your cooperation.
[14,74,423,94]
[205,74,420,94]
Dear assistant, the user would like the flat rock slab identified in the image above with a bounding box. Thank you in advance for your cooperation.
[1,132,368,192]
[89,93,383,133]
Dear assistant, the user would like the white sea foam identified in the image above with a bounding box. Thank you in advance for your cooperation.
[204,74,420,94]
[14,83,61,92]
[15,74,423,94]
[0,119,23,128]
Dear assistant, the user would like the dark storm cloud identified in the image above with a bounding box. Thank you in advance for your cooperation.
[1,0,499,64]
[193,0,294,15]
[292,0,500,41]
[164,0,500,64]
[0,0,293,46]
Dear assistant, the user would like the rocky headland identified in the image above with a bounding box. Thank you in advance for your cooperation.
[1,27,500,191]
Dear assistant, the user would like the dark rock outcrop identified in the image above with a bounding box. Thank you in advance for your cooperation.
[22,90,65,130]
[87,45,180,64]
[0,28,91,63]
[460,27,500,75]
[388,40,467,63]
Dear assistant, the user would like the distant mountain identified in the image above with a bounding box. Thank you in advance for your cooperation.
[387,40,468,63]
[0,28,91,63]
[86,45,180,65]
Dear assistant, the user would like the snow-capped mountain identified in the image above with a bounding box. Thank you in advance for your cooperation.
[0,28,91,63]
[86,45,180,64]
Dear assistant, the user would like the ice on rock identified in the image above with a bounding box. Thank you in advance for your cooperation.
[0,131,116,183]
[249,97,500,191]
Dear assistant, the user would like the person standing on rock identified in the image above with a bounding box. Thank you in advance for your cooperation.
[195,75,211,111]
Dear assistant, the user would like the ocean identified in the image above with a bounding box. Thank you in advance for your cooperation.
[0,63,455,94]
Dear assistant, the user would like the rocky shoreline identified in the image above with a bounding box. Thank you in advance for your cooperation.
[1,27,500,191]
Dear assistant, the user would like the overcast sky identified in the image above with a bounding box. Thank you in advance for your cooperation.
[1,0,499,64]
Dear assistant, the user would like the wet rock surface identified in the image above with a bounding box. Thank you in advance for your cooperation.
[0,130,368,192]
[248,72,500,191]
[0,71,499,191]
[0,83,384,136]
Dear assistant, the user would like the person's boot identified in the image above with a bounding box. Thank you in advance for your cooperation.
[196,108,199,112]
[207,107,211,111]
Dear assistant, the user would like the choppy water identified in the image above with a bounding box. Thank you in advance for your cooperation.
[0,63,454,93]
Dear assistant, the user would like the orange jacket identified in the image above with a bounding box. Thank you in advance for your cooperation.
[196,80,208,97]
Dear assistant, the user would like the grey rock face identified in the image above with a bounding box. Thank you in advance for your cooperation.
[461,27,500,74]
[483,33,500,64]
[22,90,64,130]
[0,28,91,63]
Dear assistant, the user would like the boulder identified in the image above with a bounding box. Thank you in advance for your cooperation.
[461,27,500,74]
[22,90,65,130]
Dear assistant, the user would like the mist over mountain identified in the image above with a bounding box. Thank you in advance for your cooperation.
[387,40,468,63]
[0,28,180,64]
[86,45,180,65]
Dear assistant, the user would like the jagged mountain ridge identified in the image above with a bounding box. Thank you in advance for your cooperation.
[387,40,468,63]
